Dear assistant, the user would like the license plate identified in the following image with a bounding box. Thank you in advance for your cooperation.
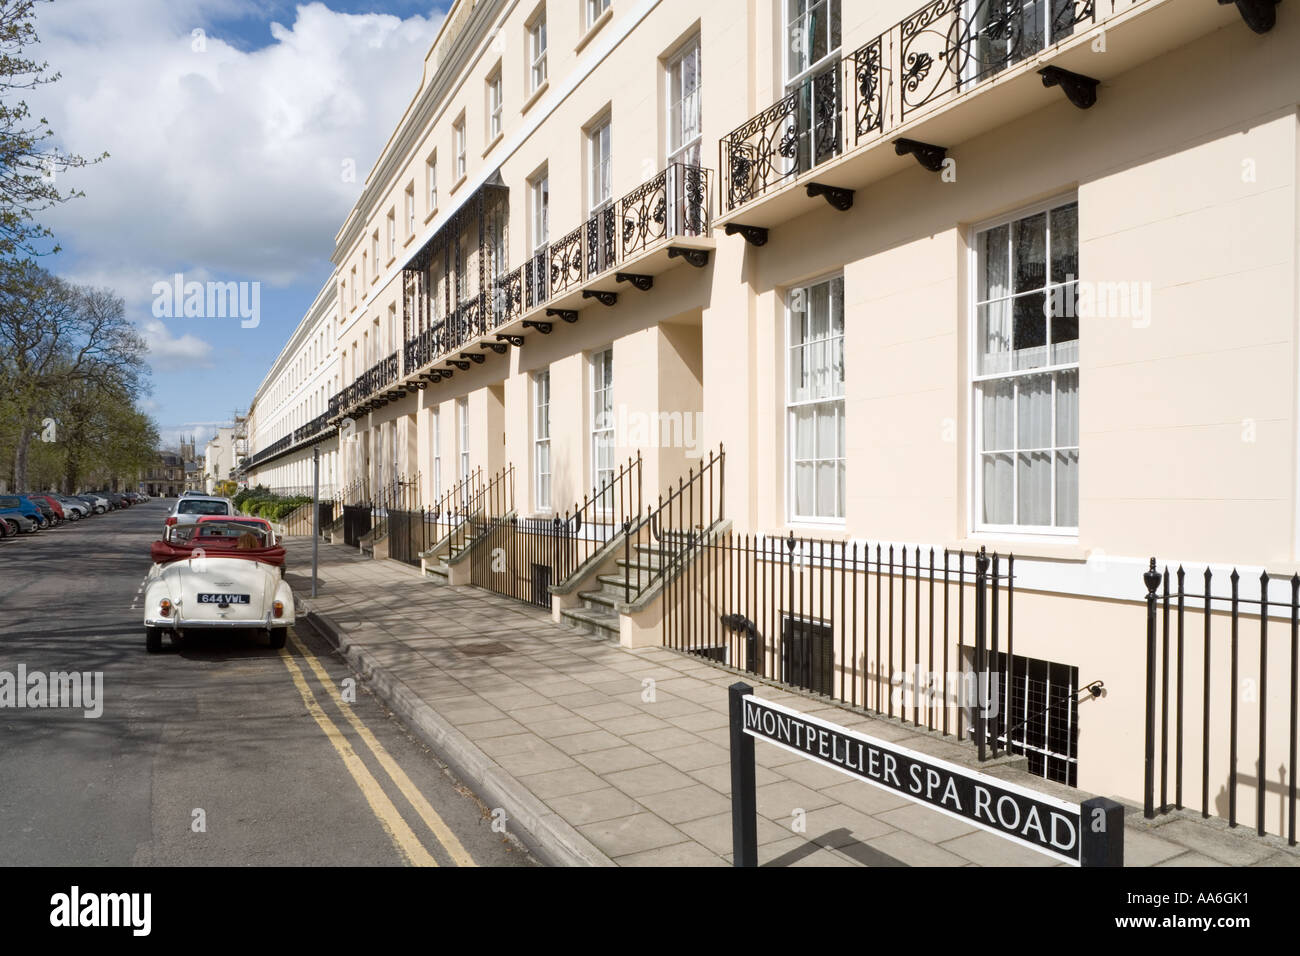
[198,593,250,605]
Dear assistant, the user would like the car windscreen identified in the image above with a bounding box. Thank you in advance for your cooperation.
[193,521,269,544]
[177,500,230,515]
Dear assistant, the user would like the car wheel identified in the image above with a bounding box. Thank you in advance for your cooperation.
[145,627,162,653]
[268,628,287,650]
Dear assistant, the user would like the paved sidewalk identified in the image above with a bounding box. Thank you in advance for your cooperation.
[287,538,1300,868]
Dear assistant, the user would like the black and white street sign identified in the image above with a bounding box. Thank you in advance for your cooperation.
[729,685,1123,867]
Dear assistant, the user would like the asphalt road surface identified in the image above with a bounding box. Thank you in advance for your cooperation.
[0,499,534,867]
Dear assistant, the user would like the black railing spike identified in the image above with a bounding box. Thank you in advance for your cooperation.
[786,531,796,552]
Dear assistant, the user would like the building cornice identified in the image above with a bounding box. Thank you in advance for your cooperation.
[332,0,508,266]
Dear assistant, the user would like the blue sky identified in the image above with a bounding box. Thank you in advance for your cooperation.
[27,1,451,450]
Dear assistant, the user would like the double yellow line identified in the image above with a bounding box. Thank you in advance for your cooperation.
[279,632,476,867]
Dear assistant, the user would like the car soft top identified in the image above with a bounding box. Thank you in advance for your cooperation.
[150,539,286,567]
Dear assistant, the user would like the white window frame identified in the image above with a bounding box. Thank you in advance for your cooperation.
[529,15,548,93]
[487,70,503,140]
[534,369,551,512]
[454,116,467,181]
[586,0,610,30]
[386,210,395,260]
[371,231,379,278]
[666,36,702,168]
[785,273,845,524]
[457,397,470,485]
[783,0,840,89]
[432,408,442,500]
[405,183,415,236]
[426,152,438,212]
[588,117,612,212]
[530,171,549,253]
[969,193,1080,538]
[590,348,614,506]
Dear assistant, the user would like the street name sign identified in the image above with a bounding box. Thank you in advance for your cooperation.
[728,683,1122,867]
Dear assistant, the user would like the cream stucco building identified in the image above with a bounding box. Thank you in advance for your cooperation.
[240,0,1300,841]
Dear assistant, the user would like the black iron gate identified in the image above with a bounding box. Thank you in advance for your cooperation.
[387,508,428,567]
[342,504,371,547]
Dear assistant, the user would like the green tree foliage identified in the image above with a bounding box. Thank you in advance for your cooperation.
[0,0,107,258]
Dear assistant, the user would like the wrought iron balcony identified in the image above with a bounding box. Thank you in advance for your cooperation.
[336,351,399,415]
[292,410,333,444]
[397,164,712,383]
[620,162,711,259]
[721,59,843,212]
[723,0,1143,215]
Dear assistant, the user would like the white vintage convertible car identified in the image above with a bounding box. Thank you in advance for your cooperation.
[143,517,295,652]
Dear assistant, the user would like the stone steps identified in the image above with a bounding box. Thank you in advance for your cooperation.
[559,604,620,642]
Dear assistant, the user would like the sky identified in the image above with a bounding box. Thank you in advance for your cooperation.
[26,0,451,451]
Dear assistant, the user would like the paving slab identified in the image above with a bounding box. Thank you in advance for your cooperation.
[292,538,1298,869]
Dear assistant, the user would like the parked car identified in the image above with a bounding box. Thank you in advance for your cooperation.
[144,518,293,652]
[0,495,43,533]
[27,495,67,524]
[16,495,53,527]
[164,496,235,541]
[56,495,91,519]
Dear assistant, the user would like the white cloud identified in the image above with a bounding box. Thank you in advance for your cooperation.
[31,0,444,292]
[140,317,215,365]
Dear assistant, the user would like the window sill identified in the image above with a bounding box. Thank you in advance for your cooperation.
[951,534,1085,561]
[575,8,612,55]
[424,208,438,226]
[385,256,396,269]
[782,520,848,540]
[481,132,503,158]
[450,174,467,196]
[521,79,549,115]
[403,233,415,249]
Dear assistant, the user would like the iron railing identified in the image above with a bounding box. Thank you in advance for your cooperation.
[1144,560,1300,845]
[451,464,515,559]
[385,468,485,567]
[721,59,842,211]
[476,452,646,609]
[620,446,726,606]
[548,225,585,298]
[664,534,1018,761]
[396,164,712,382]
[724,1,1133,213]
[619,163,711,259]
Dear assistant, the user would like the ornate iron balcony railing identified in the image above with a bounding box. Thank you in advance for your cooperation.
[548,225,584,298]
[620,163,711,260]
[725,0,1129,214]
[721,59,842,212]
[397,164,712,381]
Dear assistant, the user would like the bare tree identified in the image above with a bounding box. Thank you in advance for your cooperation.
[0,261,146,488]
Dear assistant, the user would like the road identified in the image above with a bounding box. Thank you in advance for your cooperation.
[0,499,534,867]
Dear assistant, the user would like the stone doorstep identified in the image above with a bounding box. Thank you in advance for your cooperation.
[287,538,1298,868]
